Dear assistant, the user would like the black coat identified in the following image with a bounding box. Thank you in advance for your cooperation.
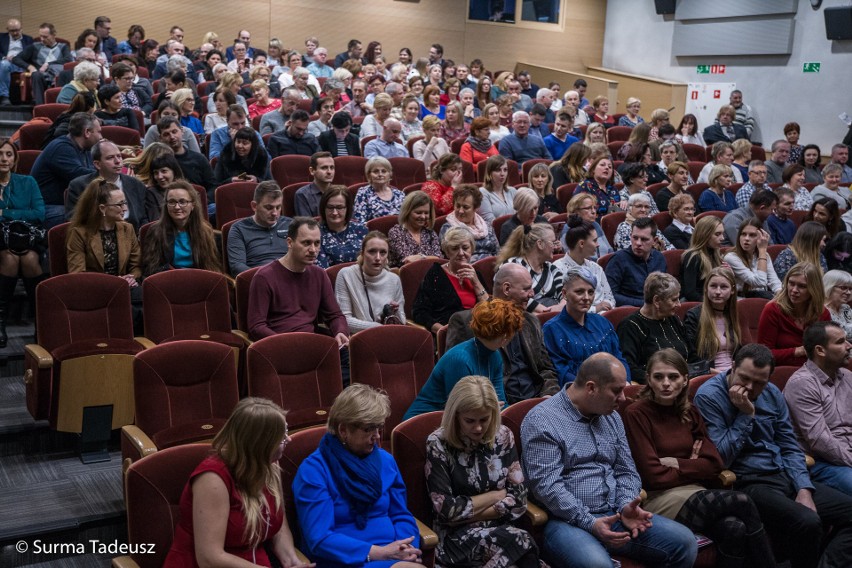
[703,123,749,145]
[662,223,692,250]
[412,263,485,330]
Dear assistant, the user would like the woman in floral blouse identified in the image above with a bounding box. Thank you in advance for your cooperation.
[425,375,539,568]
[352,157,406,224]
[317,185,368,268]
[574,156,622,220]
[387,191,443,267]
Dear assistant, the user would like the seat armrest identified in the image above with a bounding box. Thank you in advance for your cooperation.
[295,549,309,564]
[24,344,53,368]
[231,329,252,346]
[415,518,438,549]
[524,502,548,526]
[718,470,736,486]
[639,488,647,503]
[121,425,158,460]
[805,454,815,468]
[406,321,426,331]
[111,556,139,568]
[134,337,156,349]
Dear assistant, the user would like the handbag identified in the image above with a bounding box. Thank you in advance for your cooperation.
[361,269,402,325]
[0,219,46,255]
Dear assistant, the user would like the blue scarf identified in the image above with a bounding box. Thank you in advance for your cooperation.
[318,432,382,530]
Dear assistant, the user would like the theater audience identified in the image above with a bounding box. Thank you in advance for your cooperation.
[94,84,139,131]
[683,267,743,371]
[316,185,368,269]
[439,185,498,261]
[213,126,269,186]
[405,299,523,419]
[722,188,777,247]
[550,142,590,188]
[227,181,291,276]
[806,197,842,239]
[781,163,813,211]
[574,156,620,220]
[698,164,737,214]
[318,112,361,158]
[655,160,689,214]
[423,153,463,216]
[662,193,696,250]
[295,152,335,217]
[498,222,562,312]
[613,193,674,252]
[496,188,548,245]
[479,155,518,224]
[724,218,781,299]
[765,188,797,245]
[425,376,540,568]
[527,162,561,219]
[412,115,451,174]
[143,100,202,153]
[811,163,852,212]
[141,181,221,276]
[773,220,828,281]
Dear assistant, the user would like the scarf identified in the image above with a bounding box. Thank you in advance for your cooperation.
[446,211,489,239]
[318,432,382,530]
[465,134,492,155]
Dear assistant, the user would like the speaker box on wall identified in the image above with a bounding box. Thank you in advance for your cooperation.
[825,6,852,40]
[655,0,676,15]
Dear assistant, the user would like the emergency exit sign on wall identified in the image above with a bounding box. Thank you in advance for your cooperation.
[803,62,821,73]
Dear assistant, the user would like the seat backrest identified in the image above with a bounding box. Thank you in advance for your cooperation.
[596,252,614,270]
[270,155,312,187]
[365,214,398,236]
[124,443,212,568]
[220,219,238,274]
[32,103,69,121]
[350,326,435,435]
[449,137,465,155]
[789,210,808,229]
[675,301,700,321]
[36,273,134,352]
[15,149,41,175]
[600,211,627,245]
[682,144,706,162]
[18,122,52,151]
[389,157,428,188]
[235,266,260,333]
[47,222,70,276]
[477,159,521,186]
[133,341,238,437]
[44,87,62,104]
[247,333,343,429]
[521,158,551,182]
[390,411,444,524]
[326,261,355,289]
[278,426,325,542]
[472,255,497,294]
[771,365,799,391]
[491,214,513,241]
[646,182,668,198]
[402,182,424,195]
[686,182,709,203]
[102,125,142,147]
[687,163,707,183]
[651,211,673,231]
[460,159,476,183]
[603,305,639,329]
[333,155,369,186]
[281,182,305,217]
[398,257,447,320]
[407,135,425,157]
[500,398,545,459]
[215,181,258,229]
[606,125,632,143]
[359,135,377,156]
[767,244,787,261]
[737,297,769,344]
[142,269,232,343]
[662,248,684,281]
[556,183,579,211]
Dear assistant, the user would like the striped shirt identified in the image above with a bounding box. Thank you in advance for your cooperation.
[507,256,564,312]
[521,389,641,532]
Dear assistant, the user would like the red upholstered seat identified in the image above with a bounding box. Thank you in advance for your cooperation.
[270,155,312,187]
[350,325,434,438]
[47,222,70,276]
[102,125,142,147]
[246,333,343,430]
[398,257,447,320]
[522,158,551,182]
[214,181,257,229]
[473,255,497,294]
[334,155,369,186]
[17,122,51,150]
[120,340,238,467]
[477,158,520,186]
[389,156,428,188]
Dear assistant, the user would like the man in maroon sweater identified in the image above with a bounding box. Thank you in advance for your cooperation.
[247,217,348,347]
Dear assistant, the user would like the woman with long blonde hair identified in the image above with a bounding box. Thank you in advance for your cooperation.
[758,262,830,367]
[498,222,564,313]
[681,216,726,301]
[164,398,309,568]
[684,267,742,371]
[773,220,828,281]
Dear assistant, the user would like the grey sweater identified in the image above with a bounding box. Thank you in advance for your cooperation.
[334,265,406,333]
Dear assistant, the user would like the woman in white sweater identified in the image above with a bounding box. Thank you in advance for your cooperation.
[722,217,781,299]
[334,231,406,333]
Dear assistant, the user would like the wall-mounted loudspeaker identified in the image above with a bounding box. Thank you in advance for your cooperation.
[825,6,852,40]
[655,0,676,15]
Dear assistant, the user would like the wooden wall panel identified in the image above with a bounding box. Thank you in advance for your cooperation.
[11,0,605,80]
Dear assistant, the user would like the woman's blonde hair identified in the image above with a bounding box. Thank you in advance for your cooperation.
[124,142,173,186]
[583,123,605,146]
[567,192,597,214]
[373,93,393,110]
[422,115,442,131]
[643,272,680,305]
[683,216,723,281]
[638,349,692,424]
[365,156,392,179]
[497,222,553,264]
[528,162,554,197]
[171,87,194,111]
[512,187,540,214]
[708,164,733,188]
[469,298,525,341]
[650,108,669,126]
[212,397,286,547]
[219,71,243,91]
[440,375,501,449]
[441,226,475,256]
[774,262,825,324]
[696,267,741,360]
[732,138,752,160]
[789,221,827,270]
[327,383,391,436]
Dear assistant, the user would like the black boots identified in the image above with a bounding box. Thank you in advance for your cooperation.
[0,275,18,348]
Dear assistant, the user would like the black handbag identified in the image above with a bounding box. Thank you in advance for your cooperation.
[0,220,46,255]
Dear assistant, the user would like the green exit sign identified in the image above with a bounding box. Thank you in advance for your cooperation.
[803,62,821,73]
[697,65,710,74]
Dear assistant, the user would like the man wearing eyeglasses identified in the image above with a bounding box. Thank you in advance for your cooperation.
[65,140,149,230]
[0,19,34,105]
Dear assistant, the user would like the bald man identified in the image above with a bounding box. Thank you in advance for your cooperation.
[363,118,408,158]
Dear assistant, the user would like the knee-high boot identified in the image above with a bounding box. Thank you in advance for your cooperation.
[0,275,19,348]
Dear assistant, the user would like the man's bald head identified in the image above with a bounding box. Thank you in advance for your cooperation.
[493,263,533,306]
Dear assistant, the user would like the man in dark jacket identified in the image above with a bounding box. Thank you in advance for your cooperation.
[267,110,321,159]
[12,23,71,105]
[0,18,34,105]
[703,105,749,145]
[446,263,559,403]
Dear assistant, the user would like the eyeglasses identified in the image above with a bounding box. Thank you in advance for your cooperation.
[326,205,347,211]
[835,285,852,292]
[105,201,128,208]
[167,199,193,208]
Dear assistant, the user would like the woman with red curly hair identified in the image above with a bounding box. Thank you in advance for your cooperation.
[404,299,524,420]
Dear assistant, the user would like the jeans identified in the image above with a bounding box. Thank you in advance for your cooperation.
[0,59,24,97]
[542,513,697,568]
[810,459,852,497]
[735,471,852,568]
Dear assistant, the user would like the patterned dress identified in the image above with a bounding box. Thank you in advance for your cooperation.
[317,222,369,268]
[574,178,620,219]
[352,185,406,224]
[425,425,538,568]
